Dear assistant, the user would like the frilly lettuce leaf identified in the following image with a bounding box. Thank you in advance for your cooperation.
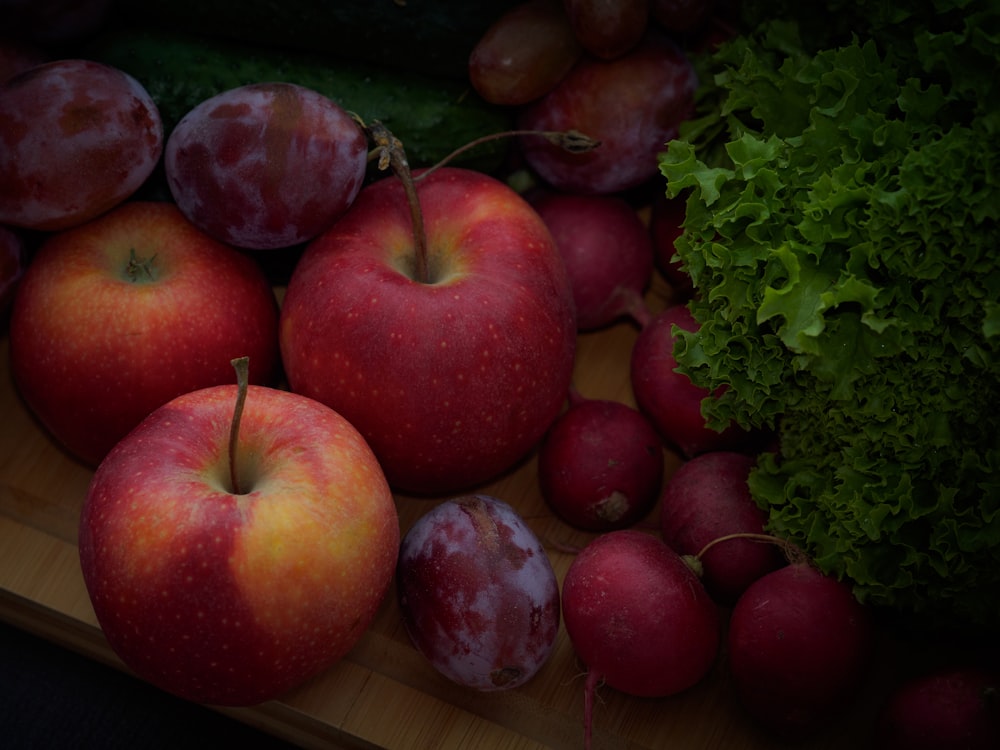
[660,0,1000,632]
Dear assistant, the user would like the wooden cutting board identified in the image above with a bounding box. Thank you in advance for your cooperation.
[0,274,889,749]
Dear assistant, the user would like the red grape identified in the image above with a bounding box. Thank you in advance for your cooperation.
[469,0,582,106]
[651,0,717,34]
[563,0,649,59]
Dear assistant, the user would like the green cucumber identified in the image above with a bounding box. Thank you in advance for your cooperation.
[107,0,520,81]
[86,28,514,171]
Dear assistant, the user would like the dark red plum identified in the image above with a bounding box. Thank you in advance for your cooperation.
[164,82,367,250]
[396,495,560,691]
[0,59,163,231]
[517,31,697,195]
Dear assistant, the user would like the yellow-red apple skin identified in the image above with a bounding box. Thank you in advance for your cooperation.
[79,383,400,706]
[9,201,280,467]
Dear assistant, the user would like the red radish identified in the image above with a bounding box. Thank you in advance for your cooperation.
[630,303,748,457]
[531,191,654,330]
[562,529,721,749]
[538,390,664,531]
[875,664,1000,750]
[648,190,693,300]
[727,562,874,739]
[660,451,785,603]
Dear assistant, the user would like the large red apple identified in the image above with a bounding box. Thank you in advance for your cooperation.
[279,166,577,495]
[9,201,280,467]
[79,374,400,706]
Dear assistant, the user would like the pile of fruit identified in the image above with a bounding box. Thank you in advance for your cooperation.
[2,1,997,749]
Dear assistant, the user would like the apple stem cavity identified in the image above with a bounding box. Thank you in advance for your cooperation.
[124,248,157,283]
[365,120,430,284]
[359,120,599,285]
[228,356,250,495]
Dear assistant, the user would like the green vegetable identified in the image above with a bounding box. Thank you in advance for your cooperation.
[108,0,520,81]
[86,28,514,171]
[660,0,1000,632]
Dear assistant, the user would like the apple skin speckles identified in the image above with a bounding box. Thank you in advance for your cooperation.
[279,166,577,495]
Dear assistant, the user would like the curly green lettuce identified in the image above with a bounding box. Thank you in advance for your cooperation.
[659,0,1000,631]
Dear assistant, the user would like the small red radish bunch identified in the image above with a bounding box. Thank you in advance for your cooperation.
[537,390,664,531]
[561,529,721,749]
[630,303,750,457]
[727,561,875,739]
[659,450,785,603]
[875,664,1000,750]
[648,190,693,300]
[530,191,654,330]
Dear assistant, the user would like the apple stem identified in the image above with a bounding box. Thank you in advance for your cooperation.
[365,120,430,284]
[415,129,601,183]
[228,356,250,495]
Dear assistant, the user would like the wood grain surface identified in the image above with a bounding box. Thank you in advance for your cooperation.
[0,273,890,749]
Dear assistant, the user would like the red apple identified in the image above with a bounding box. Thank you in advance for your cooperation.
[79,375,400,706]
[9,201,280,467]
[279,166,577,495]
[0,59,163,231]
[164,82,368,250]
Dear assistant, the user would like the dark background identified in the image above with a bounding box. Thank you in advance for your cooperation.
[0,619,300,749]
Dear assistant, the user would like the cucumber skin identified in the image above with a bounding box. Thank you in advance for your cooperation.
[87,28,514,171]
[109,0,522,81]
